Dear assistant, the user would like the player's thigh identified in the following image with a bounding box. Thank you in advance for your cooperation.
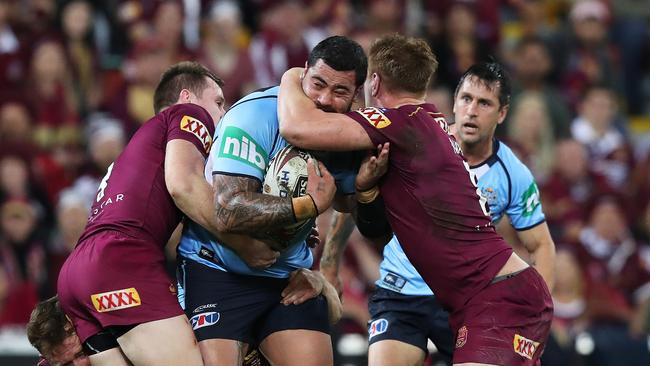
[116,315,202,366]
[367,289,432,356]
[369,339,425,366]
[259,329,333,366]
[257,295,332,365]
[88,347,132,366]
[198,338,250,366]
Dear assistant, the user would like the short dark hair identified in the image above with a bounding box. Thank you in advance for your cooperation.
[307,36,367,88]
[27,296,73,357]
[455,61,511,108]
[153,61,224,113]
[368,34,438,95]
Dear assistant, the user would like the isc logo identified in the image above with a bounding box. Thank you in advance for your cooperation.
[368,318,388,339]
[190,312,220,330]
[218,126,268,172]
[91,287,141,313]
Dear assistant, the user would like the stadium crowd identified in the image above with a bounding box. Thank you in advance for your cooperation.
[0,0,649,365]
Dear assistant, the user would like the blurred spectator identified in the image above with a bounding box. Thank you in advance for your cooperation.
[427,2,492,91]
[0,0,27,89]
[559,0,622,111]
[425,85,454,123]
[0,99,35,145]
[506,91,556,183]
[57,0,102,117]
[0,155,52,226]
[249,0,327,87]
[0,262,39,327]
[199,1,256,105]
[541,139,615,242]
[507,36,571,139]
[571,85,634,190]
[27,38,80,150]
[0,199,48,299]
[543,247,588,366]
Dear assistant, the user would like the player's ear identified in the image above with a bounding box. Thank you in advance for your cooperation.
[178,89,192,104]
[371,73,380,97]
[497,104,509,125]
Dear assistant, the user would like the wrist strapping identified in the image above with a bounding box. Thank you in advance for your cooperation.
[292,194,318,221]
[356,185,380,204]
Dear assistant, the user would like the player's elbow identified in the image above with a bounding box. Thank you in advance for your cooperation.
[278,120,303,146]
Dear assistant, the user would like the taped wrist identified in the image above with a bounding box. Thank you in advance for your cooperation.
[356,185,380,204]
[356,195,392,238]
[292,194,318,221]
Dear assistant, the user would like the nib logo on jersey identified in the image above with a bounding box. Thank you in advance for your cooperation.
[218,126,268,174]
[91,287,141,313]
[190,311,220,330]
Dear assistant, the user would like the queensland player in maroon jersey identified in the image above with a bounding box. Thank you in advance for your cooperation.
[278,35,553,365]
[56,61,278,366]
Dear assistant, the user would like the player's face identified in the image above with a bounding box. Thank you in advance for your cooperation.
[48,333,90,366]
[189,78,226,127]
[453,76,507,147]
[302,59,357,113]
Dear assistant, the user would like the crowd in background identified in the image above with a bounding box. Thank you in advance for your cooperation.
[0,0,650,365]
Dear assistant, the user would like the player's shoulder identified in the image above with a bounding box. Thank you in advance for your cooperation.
[164,102,211,120]
[494,140,536,185]
[229,86,279,111]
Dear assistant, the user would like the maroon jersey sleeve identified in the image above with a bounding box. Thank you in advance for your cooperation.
[165,104,215,158]
[346,107,395,147]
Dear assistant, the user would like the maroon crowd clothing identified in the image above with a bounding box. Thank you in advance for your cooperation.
[58,103,215,343]
[347,104,552,365]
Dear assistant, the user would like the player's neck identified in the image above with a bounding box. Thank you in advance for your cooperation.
[462,139,494,166]
[376,93,424,109]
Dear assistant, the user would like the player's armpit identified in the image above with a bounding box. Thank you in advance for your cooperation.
[212,174,296,234]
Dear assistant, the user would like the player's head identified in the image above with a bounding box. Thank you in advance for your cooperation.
[364,34,437,107]
[453,61,511,147]
[302,35,367,113]
[154,61,226,125]
[27,296,90,366]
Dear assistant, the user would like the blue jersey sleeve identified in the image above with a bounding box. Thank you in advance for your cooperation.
[506,159,545,230]
[210,90,279,182]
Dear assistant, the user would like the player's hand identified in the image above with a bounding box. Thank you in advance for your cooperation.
[306,159,336,215]
[355,143,390,191]
[306,226,320,248]
[321,278,343,325]
[320,264,343,298]
[235,239,280,269]
[281,268,324,305]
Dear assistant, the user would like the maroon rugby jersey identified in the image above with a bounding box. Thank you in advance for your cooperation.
[78,103,214,246]
[348,104,513,311]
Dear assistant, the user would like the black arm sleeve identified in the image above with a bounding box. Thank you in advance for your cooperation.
[355,195,392,238]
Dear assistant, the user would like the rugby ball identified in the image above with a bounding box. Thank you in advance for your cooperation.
[262,145,316,250]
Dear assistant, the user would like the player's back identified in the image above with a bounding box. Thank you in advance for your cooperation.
[349,104,513,311]
[80,103,214,246]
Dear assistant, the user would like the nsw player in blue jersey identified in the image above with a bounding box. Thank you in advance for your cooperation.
[176,36,368,366]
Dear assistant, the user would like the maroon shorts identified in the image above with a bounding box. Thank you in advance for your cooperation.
[57,230,183,343]
[449,267,553,366]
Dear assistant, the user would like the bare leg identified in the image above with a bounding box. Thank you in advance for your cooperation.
[198,338,249,366]
[368,339,426,366]
[88,347,132,366]
[117,315,203,366]
[260,329,332,366]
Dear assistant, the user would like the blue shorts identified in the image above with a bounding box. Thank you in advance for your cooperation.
[368,287,454,361]
[178,258,330,345]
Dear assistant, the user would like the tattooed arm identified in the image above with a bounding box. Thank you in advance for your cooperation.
[319,211,356,293]
[213,159,336,235]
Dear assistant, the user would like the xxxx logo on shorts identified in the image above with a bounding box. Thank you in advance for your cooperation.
[180,115,212,153]
[455,325,468,348]
[357,107,391,129]
[91,287,141,313]
[513,334,540,360]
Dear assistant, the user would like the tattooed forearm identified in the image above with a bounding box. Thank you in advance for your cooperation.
[320,211,355,269]
[213,174,296,234]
